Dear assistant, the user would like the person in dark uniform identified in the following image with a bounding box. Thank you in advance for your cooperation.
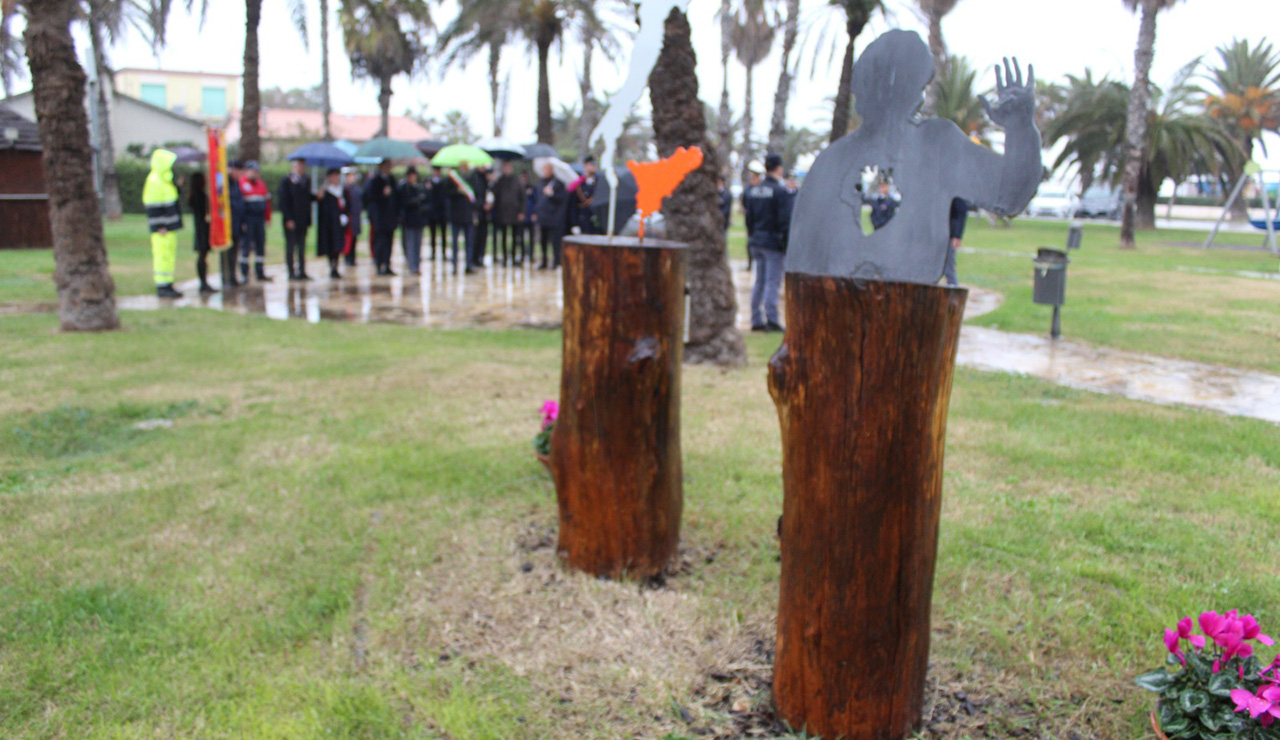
[717,175,733,234]
[444,163,477,274]
[316,167,348,279]
[342,169,363,266]
[471,165,491,268]
[860,176,899,231]
[238,160,272,283]
[223,161,244,288]
[188,170,217,294]
[491,160,524,266]
[521,171,537,265]
[744,153,791,332]
[533,161,567,270]
[363,159,398,276]
[944,197,969,287]
[572,156,601,235]
[396,166,430,275]
[741,160,764,271]
[426,166,447,261]
[278,156,314,281]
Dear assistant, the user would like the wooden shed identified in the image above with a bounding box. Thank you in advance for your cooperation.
[0,106,52,249]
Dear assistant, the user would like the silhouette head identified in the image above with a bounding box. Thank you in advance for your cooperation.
[851,29,934,125]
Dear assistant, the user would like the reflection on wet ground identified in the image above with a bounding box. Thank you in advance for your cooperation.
[114,257,1280,424]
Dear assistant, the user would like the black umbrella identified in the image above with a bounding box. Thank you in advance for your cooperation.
[168,146,205,164]
[522,142,559,159]
[415,139,450,157]
[592,167,638,236]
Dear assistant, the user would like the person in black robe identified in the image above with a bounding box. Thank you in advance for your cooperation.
[188,170,217,294]
[316,168,349,279]
[533,162,567,269]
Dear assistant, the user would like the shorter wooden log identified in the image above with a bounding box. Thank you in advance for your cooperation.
[551,235,687,579]
[769,274,967,740]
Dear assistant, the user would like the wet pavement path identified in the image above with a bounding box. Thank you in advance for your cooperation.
[116,255,1280,424]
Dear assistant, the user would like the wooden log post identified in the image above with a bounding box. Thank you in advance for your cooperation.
[768,274,967,740]
[551,235,687,579]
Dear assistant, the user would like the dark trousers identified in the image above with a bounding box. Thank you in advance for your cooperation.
[943,244,959,287]
[538,226,562,268]
[345,230,360,265]
[284,225,308,277]
[402,227,423,273]
[522,223,535,263]
[472,217,489,266]
[426,220,444,259]
[373,226,394,271]
[493,223,523,265]
[239,218,267,278]
[450,222,474,273]
[194,220,211,286]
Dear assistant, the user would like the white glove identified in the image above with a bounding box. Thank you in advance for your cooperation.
[340,214,349,227]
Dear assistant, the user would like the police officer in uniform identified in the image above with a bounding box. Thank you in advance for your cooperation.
[744,153,791,332]
[238,161,273,282]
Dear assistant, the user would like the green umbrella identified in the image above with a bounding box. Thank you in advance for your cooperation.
[353,137,423,161]
[430,144,495,168]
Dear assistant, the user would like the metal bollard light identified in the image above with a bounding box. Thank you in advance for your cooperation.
[1067,221,1083,250]
[1033,247,1069,339]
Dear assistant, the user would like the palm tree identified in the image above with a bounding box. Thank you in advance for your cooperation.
[1118,0,1184,249]
[1046,63,1241,228]
[824,0,885,143]
[732,0,776,168]
[437,0,518,136]
[649,6,746,367]
[716,0,733,173]
[319,0,332,139]
[914,0,960,116]
[765,0,799,156]
[241,0,263,162]
[1202,38,1280,218]
[340,0,433,137]
[1043,71,1129,195]
[932,55,990,145]
[9,0,118,331]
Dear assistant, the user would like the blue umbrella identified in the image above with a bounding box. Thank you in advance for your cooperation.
[286,142,355,169]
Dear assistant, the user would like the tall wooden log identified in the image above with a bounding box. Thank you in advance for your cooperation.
[768,274,967,740]
[551,236,687,579]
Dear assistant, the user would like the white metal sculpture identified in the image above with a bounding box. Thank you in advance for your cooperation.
[588,0,692,237]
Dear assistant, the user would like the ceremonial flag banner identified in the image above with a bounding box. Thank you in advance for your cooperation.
[207,127,232,250]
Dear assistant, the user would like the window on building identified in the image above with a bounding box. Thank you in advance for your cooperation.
[139,83,167,108]
[201,86,227,118]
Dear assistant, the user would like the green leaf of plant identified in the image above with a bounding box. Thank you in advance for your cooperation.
[1160,715,1191,735]
[1136,669,1176,693]
[1207,671,1236,697]
[1180,689,1210,715]
[1198,708,1221,731]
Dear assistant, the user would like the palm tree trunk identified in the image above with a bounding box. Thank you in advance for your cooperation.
[578,30,595,159]
[1120,0,1157,248]
[742,63,754,168]
[241,0,262,162]
[767,0,799,156]
[922,9,945,117]
[830,26,856,143]
[489,41,503,136]
[1137,165,1158,229]
[86,4,122,221]
[1227,138,1252,220]
[320,0,331,140]
[717,0,733,176]
[649,7,746,368]
[536,35,553,145]
[22,0,119,331]
[377,75,392,137]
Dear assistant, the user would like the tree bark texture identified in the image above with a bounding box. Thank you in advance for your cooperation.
[767,0,799,156]
[377,75,391,137]
[490,41,503,137]
[551,236,686,579]
[922,10,946,117]
[578,30,595,158]
[717,0,734,177]
[240,0,262,163]
[768,275,966,740]
[86,4,122,221]
[536,36,553,144]
[321,0,332,141]
[23,0,119,331]
[1120,1,1157,248]
[650,9,747,368]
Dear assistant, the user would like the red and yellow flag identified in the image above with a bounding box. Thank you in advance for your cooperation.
[206,127,232,250]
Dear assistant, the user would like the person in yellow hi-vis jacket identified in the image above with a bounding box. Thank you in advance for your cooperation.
[143,148,185,298]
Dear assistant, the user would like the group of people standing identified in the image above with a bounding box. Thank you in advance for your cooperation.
[147,150,607,298]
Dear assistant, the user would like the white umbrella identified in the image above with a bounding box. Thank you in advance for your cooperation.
[533,156,578,186]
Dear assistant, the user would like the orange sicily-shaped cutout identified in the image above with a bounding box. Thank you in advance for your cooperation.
[627,146,703,239]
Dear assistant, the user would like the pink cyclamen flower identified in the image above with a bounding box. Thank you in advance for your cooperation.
[1177,617,1206,648]
[1164,628,1185,663]
[540,400,559,423]
[1243,614,1275,646]
[1201,611,1228,640]
[1232,688,1272,718]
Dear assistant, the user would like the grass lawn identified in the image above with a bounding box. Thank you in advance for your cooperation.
[1,305,1278,739]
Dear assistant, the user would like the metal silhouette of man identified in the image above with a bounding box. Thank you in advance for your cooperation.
[787,30,1041,284]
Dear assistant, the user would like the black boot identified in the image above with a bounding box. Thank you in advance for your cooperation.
[199,282,218,294]
[256,264,273,282]
[157,283,183,299]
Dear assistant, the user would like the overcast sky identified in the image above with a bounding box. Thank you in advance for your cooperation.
[10,0,1280,168]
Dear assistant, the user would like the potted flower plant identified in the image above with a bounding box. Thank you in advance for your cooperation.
[1137,610,1280,739]
[533,400,557,472]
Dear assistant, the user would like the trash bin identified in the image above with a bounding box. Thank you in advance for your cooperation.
[1033,247,1069,306]
[1066,221,1083,250]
